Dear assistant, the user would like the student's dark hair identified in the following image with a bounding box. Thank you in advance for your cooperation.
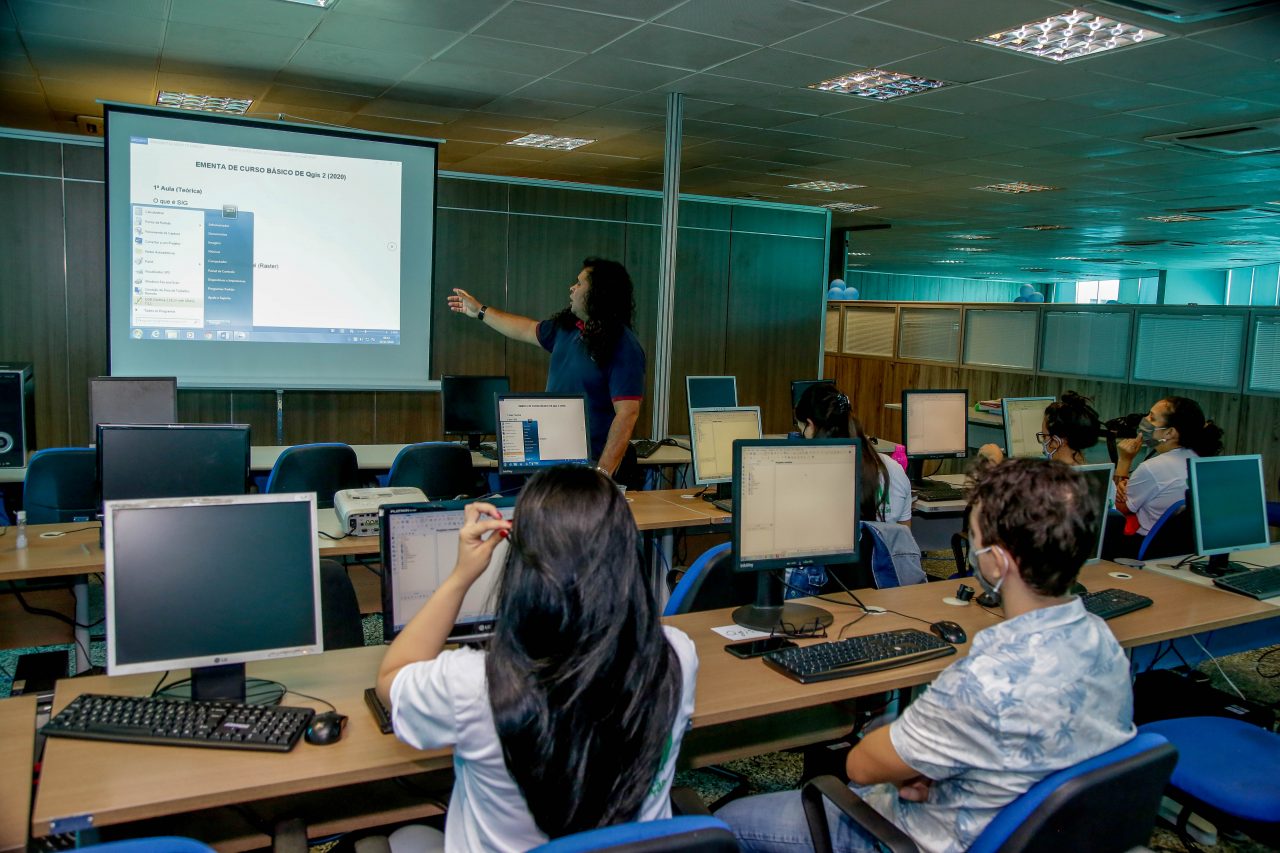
[1161,396,1224,457]
[549,257,636,366]
[1044,390,1101,452]
[968,458,1097,597]
[486,465,681,838]
[795,382,890,521]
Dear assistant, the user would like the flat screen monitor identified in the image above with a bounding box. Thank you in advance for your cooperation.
[730,439,860,632]
[902,390,968,460]
[104,492,321,702]
[380,497,515,643]
[97,423,251,505]
[1075,463,1115,565]
[495,394,591,475]
[790,379,829,412]
[1188,454,1270,575]
[88,376,177,442]
[1002,396,1055,459]
[689,407,762,490]
[441,375,510,449]
[686,376,738,411]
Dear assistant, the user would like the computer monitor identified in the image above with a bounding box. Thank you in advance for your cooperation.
[902,389,968,484]
[686,376,738,411]
[790,379,829,412]
[1002,396,1055,459]
[495,393,591,475]
[441,375,510,450]
[380,497,516,643]
[1075,463,1115,565]
[689,406,762,500]
[88,376,177,442]
[104,493,322,703]
[97,423,251,506]
[731,439,860,632]
[1188,454,1271,576]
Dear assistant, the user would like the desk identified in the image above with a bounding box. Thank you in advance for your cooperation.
[30,563,1278,844]
[1,695,36,853]
[909,473,968,552]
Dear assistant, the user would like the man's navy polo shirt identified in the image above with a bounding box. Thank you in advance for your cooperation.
[536,319,645,459]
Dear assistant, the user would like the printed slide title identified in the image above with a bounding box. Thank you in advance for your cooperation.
[194,161,347,180]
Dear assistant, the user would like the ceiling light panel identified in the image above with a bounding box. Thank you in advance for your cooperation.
[787,180,865,191]
[951,247,991,252]
[977,182,1060,193]
[1143,214,1210,222]
[847,251,870,256]
[809,69,948,101]
[933,260,964,264]
[823,202,881,212]
[951,234,994,240]
[507,134,595,150]
[156,92,253,115]
[1020,224,1070,231]
[974,10,1164,63]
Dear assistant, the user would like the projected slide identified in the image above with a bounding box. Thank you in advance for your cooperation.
[129,137,401,345]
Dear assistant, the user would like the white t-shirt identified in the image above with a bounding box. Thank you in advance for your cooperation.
[1127,447,1196,534]
[878,455,913,524]
[390,626,699,853]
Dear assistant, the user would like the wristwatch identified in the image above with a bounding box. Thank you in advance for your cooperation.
[477,305,488,321]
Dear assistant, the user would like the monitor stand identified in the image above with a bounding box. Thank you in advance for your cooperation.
[701,482,732,504]
[464,435,483,451]
[191,662,247,703]
[732,573,833,634]
[906,458,926,486]
[1190,554,1246,579]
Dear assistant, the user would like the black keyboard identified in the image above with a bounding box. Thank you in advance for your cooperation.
[476,442,498,461]
[41,693,314,752]
[364,687,393,735]
[633,439,662,459]
[1213,565,1280,600]
[711,498,733,513]
[913,481,965,502]
[1081,588,1153,620]
[763,628,956,684]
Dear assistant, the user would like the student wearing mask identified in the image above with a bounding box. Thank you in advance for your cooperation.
[978,391,1101,466]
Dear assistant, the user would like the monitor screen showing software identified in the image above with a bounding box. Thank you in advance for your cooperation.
[735,440,859,569]
[690,407,762,485]
[496,394,591,473]
[88,376,177,441]
[441,375,510,436]
[1190,455,1270,556]
[902,390,968,458]
[687,376,737,410]
[98,423,250,503]
[1075,463,1114,564]
[105,493,321,676]
[1003,396,1055,459]
[382,504,513,641]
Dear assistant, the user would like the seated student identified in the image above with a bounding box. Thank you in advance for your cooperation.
[978,391,1101,466]
[1103,396,1224,559]
[716,459,1135,853]
[376,466,698,852]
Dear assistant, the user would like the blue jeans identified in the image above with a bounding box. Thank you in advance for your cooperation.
[715,789,885,853]
[784,565,829,600]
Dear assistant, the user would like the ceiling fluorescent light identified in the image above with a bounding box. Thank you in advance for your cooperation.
[823,202,881,212]
[974,10,1164,63]
[1142,213,1210,222]
[507,134,594,150]
[810,69,948,101]
[156,92,253,115]
[1052,256,1087,260]
[1219,240,1263,245]
[847,251,871,256]
[977,182,1060,193]
[788,180,864,191]
[951,234,994,240]
[1020,224,1069,231]
[932,260,964,264]
[951,247,991,252]
[276,0,335,6]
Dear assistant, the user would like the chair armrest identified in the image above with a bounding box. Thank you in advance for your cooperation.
[670,786,712,816]
[802,776,918,853]
[353,837,393,853]
[272,818,308,853]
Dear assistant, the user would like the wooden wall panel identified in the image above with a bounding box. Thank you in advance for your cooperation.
[623,223,659,437]
[373,391,443,444]
[63,181,107,446]
[430,208,509,380]
[667,227,732,431]
[283,391,377,445]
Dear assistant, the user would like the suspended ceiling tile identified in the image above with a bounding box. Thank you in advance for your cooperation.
[480,96,593,120]
[695,103,812,129]
[896,43,1049,85]
[169,0,323,39]
[337,0,509,31]
[23,34,158,78]
[280,42,426,93]
[857,0,1068,42]
[10,0,165,48]
[1186,12,1280,61]
[775,16,951,68]
[475,2,639,51]
[359,97,468,124]
[655,0,843,46]
[310,12,461,57]
[1133,96,1279,125]
[608,25,757,71]
[903,83,1041,114]
[435,36,584,77]
[0,71,42,93]
[706,48,866,88]
[260,84,373,113]
[246,102,357,125]
[522,0,688,21]
[550,54,689,90]
[161,22,303,73]
[403,61,538,96]
[511,78,640,108]
[345,113,446,136]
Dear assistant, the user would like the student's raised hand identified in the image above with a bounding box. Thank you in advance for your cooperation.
[1116,437,1142,460]
[452,501,512,585]
[977,444,1005,463]
[896,776,933,803]
[448,288,481,319]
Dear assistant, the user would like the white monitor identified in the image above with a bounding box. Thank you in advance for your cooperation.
[1189,455,1270,558]
[1002,396,1055,459]
[496,394,591,474]
[690,406,762,486]
[902,389,968,459]
[1074,463,1115,564]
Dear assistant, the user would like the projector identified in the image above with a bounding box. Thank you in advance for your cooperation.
[335,487,427,536]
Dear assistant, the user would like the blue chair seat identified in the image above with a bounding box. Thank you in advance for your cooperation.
[530,815,737,852]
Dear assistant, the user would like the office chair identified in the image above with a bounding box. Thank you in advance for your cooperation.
[1268,476,1279,528]
[264,443,362,509]
[387,442,479,500]
[22,447,96,523]
[75,839,215,853]
[1137,500,1193,561]
[1140,716,1280,849]
[803,732,1176,853]
[529,816,739,852]
[665,544,755,615]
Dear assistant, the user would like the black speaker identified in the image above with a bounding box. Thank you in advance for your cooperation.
[0,362,35,468]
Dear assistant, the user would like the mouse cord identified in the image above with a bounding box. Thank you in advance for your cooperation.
[285,688,337,713]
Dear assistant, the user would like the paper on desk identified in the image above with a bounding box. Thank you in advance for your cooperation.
[712,624,772,641]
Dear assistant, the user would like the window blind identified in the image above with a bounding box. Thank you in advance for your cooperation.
[898,308,960,362]
[1248,315,1280,394]
[1133,312,1244,390]
[825,308,841,353]
[841,307,896,358]
[1040,311,1131,379]
[963,310,1036,370]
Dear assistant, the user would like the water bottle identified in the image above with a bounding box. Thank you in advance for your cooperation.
[14,510,27,549]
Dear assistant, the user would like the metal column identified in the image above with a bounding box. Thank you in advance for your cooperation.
[650,93,683,440]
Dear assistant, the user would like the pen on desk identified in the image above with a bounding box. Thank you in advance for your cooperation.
[80,544,91,556]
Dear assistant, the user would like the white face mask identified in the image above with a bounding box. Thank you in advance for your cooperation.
[969,545,1004,600]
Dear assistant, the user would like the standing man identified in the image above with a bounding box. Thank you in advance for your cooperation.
[447,257,645,489]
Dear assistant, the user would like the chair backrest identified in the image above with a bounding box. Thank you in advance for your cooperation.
[664,543,756,616]
[75,838,216,853]
[318,558,364,650]
[387,442,477,500]
[969,732,1177,853]
[23,448,97,523]
[529,816,738,853]
[1138,499,1193,561]
[265,443,361,509]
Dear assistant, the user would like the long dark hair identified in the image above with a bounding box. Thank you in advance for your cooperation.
[548,257,636,366]
[795,382,889,521]
[1044,391,1101,453]
[1162,396,1224,457]
[485,466,681,837]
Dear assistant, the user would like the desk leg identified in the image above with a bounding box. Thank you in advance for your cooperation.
[73,575,91,673]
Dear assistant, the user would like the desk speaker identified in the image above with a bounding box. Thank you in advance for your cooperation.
[0,362,35,468]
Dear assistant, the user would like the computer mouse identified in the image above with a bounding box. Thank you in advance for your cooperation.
[929,620,967,645]
[1069,581,1088,597]
[305,711,347,746]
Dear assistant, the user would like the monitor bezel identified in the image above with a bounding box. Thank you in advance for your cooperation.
[1074,462,1115,565]
[1001,396,1056,459]
[87,375,178,442]
[1188,454,1271,557]
[689,405,763,486]
[494,392,592,475]
[96,422,252,506]
[901,389,969,460]
[104,491,323,677]
[731,437,861,574]
[440,374,511,437]
[685,375,738,412]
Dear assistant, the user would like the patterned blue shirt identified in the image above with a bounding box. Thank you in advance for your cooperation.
[859,598,1134,853]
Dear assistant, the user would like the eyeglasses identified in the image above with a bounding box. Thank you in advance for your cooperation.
[772,619,828,640]
[1035,432,1053,444]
